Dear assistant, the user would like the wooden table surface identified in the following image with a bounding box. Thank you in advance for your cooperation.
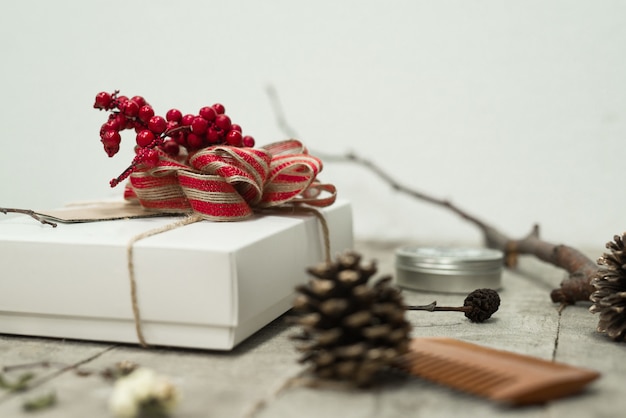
[1,240,623,418]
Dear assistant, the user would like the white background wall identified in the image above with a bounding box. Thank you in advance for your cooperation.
[1,1,625,250]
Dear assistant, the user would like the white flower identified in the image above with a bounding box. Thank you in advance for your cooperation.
[109,367,180,418]
[109,388,138,418]
[151,377,180,414]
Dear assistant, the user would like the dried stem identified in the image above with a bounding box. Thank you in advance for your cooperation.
[265,84,599,305]
[0,346,116,405]
[333,152,597,304]
[0,208,57,227]
[433,306,469,313]
[405,302,437,312]
[164,124,191,137]
[405,289,500,322]
[110,162,136,187]
[3,361,59,372]
[329,152,598,305]
[405,302,469,313]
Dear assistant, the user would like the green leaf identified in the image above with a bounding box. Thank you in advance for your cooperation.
[0,372,35,392]
[22,391,57,412]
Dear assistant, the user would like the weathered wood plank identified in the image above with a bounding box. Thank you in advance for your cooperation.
[0,242,623,417]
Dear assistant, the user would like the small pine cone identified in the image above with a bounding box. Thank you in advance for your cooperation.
[290,250,412,386]
[590,233,626,341]
[463,288,500,323]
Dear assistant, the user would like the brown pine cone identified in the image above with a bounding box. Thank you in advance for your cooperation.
[463,288,501,323]
[590,233,626,341]
[290,250,412,386]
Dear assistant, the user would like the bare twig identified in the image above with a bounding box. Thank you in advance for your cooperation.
[406,302,467,313]
[0,208,57,227]
[3,362,63,373]
[0,346,117,405]
[266,85,300,139]
[320,152,598,304]
[265,84,599,305]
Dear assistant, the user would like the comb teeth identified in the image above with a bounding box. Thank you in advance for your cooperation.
[410,353,513,394]
[399,337,600,405]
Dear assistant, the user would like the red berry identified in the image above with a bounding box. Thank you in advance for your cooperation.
[161,140,180,156]
[186,133,204,149]
[121,100,139,117]
[115,96,129,110]
[174,131,188,146]
[136,130,155,147]
[166,108,183,122]
[94,92,112,109]
[199,106,217,122]
[130,96,146,107]
[125,118,135,130]
[212,103,225,114]
[114,114,128,130]
[215,114,231,131]
[181,114,195,126]
[206,127,221,144]
[106,118,122,131]
[141,149,160,167]
[100,120,118,136]
[225,130,243,146]
[103,142,120,157]
[138,105,155,123]
[230,124,242,133]
[148,116,167,134]
[165,121,180,137]
[242,135,255,147]
[101,130,121,157]
[101,130,122,146]
[191,116,209,134]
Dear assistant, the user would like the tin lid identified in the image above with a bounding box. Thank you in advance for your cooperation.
[395,246,503,293]
[396,247,503,273]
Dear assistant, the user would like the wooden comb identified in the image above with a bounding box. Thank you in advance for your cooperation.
[398,337,600,405]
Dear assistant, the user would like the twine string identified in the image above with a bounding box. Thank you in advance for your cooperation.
[122,140,335,346]
[126,213,203,348]
[299,207,331,264]
[126,207,330,347]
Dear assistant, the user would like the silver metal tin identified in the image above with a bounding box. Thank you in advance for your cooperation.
[395,246,503,293]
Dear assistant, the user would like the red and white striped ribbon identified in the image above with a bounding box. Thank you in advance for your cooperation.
[125,139,336,221]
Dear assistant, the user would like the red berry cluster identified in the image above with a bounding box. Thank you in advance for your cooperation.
[94,90,255,187]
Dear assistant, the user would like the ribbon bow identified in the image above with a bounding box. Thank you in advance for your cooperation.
[124,140,336,220]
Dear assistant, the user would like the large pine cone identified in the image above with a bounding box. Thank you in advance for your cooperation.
[290,251,412,386]
[590,233,626,341]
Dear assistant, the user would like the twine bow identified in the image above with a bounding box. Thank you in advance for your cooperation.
[124,139,336,219]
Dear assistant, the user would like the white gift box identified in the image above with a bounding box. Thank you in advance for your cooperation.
[0,201,352,350]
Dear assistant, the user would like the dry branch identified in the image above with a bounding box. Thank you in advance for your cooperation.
[266,85,598,305]
[0,208,57,227]
[322,152,597,305]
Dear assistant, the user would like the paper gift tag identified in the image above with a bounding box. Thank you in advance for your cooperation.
[35,201,185,223]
